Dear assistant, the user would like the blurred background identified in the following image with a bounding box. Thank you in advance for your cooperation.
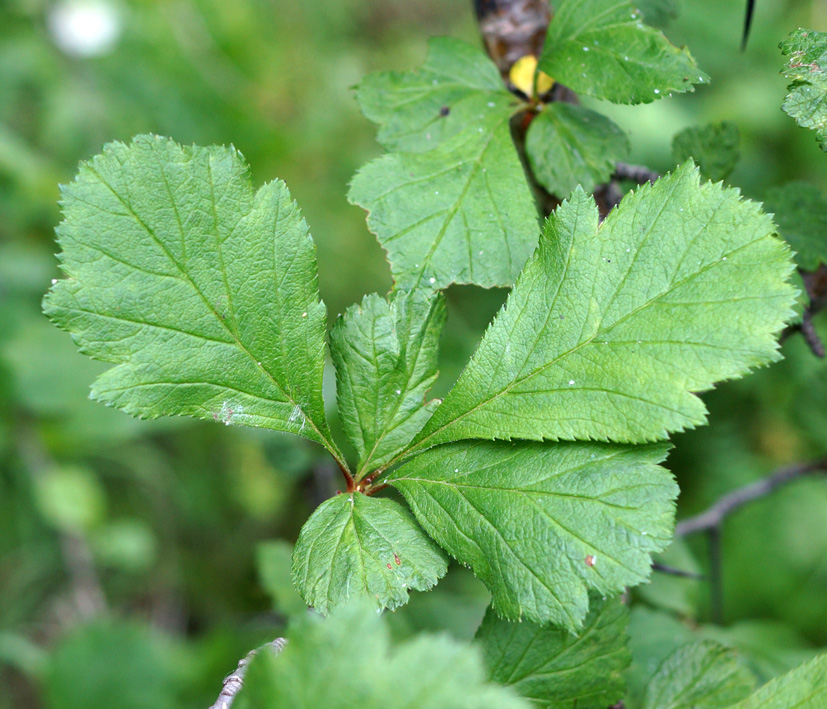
[1,0,826,706]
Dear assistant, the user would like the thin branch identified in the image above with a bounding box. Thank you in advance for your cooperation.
[208,638,286,709]
[676,458,827,537]
[652,562,706,580]
[613,163,660,184]
[781,264,827,357]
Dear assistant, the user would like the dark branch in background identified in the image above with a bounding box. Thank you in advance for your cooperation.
[652,562,705,580]
[208,638,286,709]
[781,264,827,358]
[677,458,827,623]
[676,458,827,536]
[742,0,756,51]
[613,163,660,185]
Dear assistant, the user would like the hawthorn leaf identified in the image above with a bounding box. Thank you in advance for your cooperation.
[350,38,539,290]
[526,102,630,196]
[330,289,445,475]
[642,641,755,709]
[476,595,630,707]
[241,600,529,709]
[764,182,827,270]
[781,29,827,151]
[389,440,677,629]
[671,121,740,182]
[411,163,796,451]
[728,653,827,708]
[355,36,508,152]
[43,136,340,454]
[291,492,447,614]
[538,0,708,104]
[349,98,539,290]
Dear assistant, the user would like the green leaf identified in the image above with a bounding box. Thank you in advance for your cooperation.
[330,290,445,476]
[635,0,679,29]
[671,121,740,182]
[350,39,539,290]
[642,641,755,709]
[389,440,677,629]
[241,600,529,709]
[476,596,630,707]
[764,182,827,270]
[538,0,708,104]
[291,492,447,614]
[411,163,796,451]
[43,136,341,457]
[728,652,827,708]
[525,103,630,196]
[781,29,827,151]
[355,37,507,153]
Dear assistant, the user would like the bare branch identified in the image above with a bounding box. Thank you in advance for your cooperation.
[613,163,660,184]
[208,638,287,709]
[676,458,827,537]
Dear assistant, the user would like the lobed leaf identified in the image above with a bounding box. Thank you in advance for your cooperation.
[330,290,445,475]
[44,136,339,454]
[781,29,827,151]
[291,492,447,614]
[728,652,827,708]
[242,600,529,709]
[763,182,827,271]
[476,595,630,708]
[538,0,708,104]
[526,102,630,196]
[411,163,796,451]
[355,36,507,152]
[350,38,539,290]
[389,440,677,629]
[350,98,539,291]
[671,121,740,182]
[641,641,755,709]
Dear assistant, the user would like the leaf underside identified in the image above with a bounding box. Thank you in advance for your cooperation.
[411,162,796,452]
[390,440,677,629]
[44,135,337,452]
[476,595,630,708]
[350,37,539,290]
[781,29,827,151]
[539,0,708,104]
[291,492,447,614]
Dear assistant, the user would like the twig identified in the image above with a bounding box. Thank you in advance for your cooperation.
[652,562,706,580]
[208,638,286,709]
[781,264,827,357]
[676,458,827,536]
[613,163,660,184]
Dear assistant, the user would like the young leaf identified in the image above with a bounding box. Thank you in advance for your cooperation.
[781,29,827,151]
[671,121,740,182]
[526,102,630,196]
[330,290,446,475]
[242,600,529,709]
[476,596,630,708]
[43,136,341,457]
[350,38,539,290]
[349,98,539,290]
[538,0,708,104]
[764,182,827,271]
[642,641,755,709]
[411,163,796,452]
[728,653,827,708]
[389,440,677,629]
[291,492,447,614]
[355,37,508,153]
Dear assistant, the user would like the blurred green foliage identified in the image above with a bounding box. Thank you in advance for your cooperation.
[1,0,826,707]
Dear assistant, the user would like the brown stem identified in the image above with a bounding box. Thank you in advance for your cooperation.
[472,0,551,78]
[676,458,827,536]
[613,163,660,184]
[208,638,286,709]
